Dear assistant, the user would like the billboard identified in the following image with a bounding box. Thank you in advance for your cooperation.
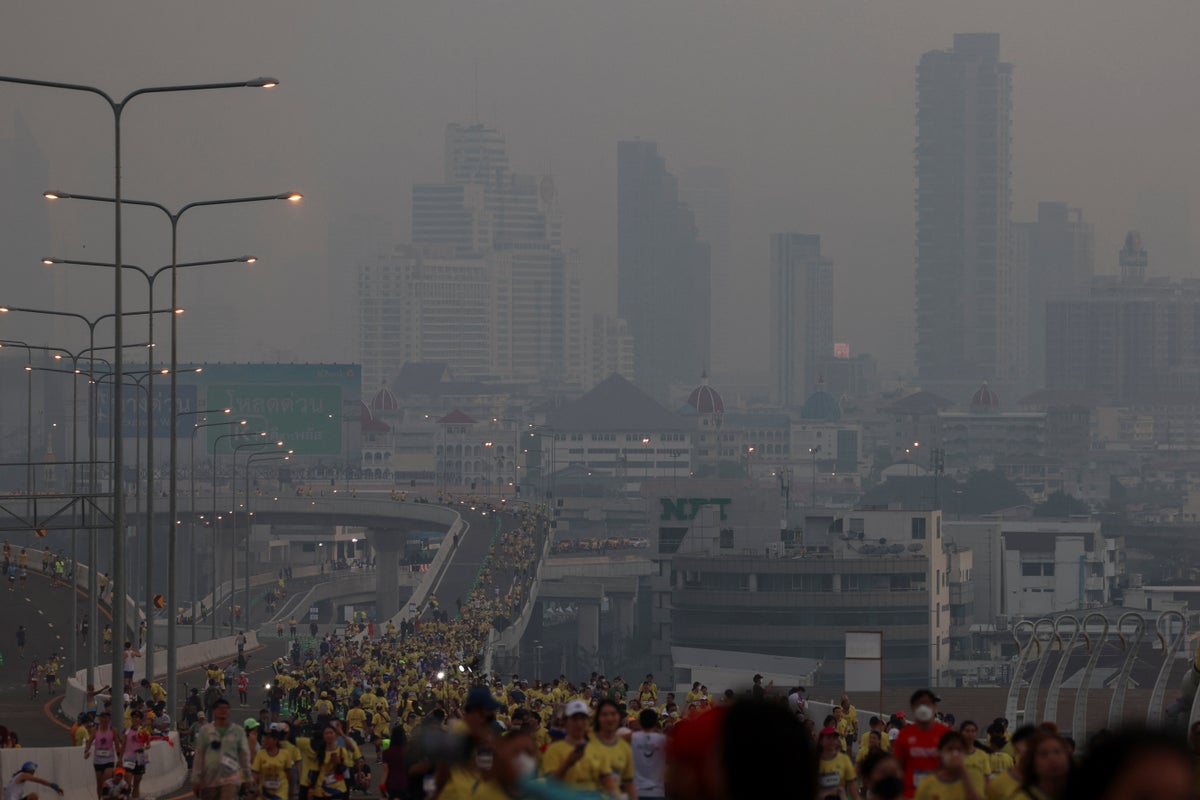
[194,364,360,456]
[98,363,361,456]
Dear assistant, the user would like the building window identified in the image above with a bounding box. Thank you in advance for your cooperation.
[719,528,734,549]
[911,518,927,539]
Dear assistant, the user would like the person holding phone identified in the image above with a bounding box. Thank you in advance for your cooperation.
[541,700,617,794]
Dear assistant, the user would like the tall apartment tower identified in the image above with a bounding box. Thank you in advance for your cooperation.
[915,33,1015,391]
[398,123,580,388]
[679,168,732,373]
[1016,202,1095,388]
[617,140,711,402]
[769,234,833,408]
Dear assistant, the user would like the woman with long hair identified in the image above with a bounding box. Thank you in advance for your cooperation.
[1015,729,1071,800]
[379,726,407,800]
[590,698,635,800]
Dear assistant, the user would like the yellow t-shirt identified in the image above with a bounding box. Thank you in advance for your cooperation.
[817,753,856,794]
[986,770,1022,800]
[541,740,614,791]
[346,707,367,733]
[915,772,985,800]
[253,747,293,799]
[311,747,354,798]
[588,736,634,786]
[989,752,1015,777]
[964,748,992,784]
[439,765,510,800]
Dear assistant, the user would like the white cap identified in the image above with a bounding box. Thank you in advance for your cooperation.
[565,699,590,718]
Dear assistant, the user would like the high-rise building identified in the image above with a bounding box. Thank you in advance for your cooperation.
[617,140,711,402]
[769,234,833,408]
[586,314,636,389]
[1046,231,1200,399]
[395,124,580,388]
[358,246,508,390]
[680,167,732,372]
[1015,202,1095,388]
[915,33,1015,390]
[444,123,510,185]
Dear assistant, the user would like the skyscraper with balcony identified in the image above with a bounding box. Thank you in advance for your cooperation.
[915,33,1015,392]
[617,140,711,402]
[769,234,833,407]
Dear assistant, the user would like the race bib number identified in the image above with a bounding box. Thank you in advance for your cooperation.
[95,747,112,760]
[820,773,841,788]
[264,778,281,790]
[123,759,137,770]
[221,752,240,774]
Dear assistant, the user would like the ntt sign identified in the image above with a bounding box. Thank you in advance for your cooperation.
[659,498,732,522]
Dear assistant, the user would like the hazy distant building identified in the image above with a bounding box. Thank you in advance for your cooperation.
[769,233,833,407]
[915,33,1016,391]
[359,247,505,387]
[1014,202,1095,388]
[617,140,711,402]
[398,124,580,387]
[587,314,635,389]
[679,168,733,373]
[1046,231,1200,399]
[444,123,510,185]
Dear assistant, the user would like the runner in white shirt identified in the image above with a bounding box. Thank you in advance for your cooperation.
[630,709,666,800]
[4,761,63,799]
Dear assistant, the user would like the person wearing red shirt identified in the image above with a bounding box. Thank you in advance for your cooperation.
[892,689,950,798]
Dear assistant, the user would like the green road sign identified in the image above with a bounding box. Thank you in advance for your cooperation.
[207,384,343,455]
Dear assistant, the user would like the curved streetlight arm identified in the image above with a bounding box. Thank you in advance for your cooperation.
[44,256,256,283]
[45,191,302,222]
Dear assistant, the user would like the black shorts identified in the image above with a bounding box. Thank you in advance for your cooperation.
[95,763,115,773]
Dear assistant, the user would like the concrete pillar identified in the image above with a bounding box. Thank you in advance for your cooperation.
[748,573,758,592]
[613,596,635,638]
[370,528,403,620]
[578,601,600,656]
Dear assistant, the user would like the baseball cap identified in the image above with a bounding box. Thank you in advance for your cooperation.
[565,699,590,718]
[113,766,126,776]
[19,762,36,773]
[465,687,501,712]
[909,688,941,706]
[244,718,260,729]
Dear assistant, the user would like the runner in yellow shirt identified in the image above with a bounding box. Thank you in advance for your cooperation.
[959,721,992,786]
[914,731,984,800]
[985,725,1033,800]
[817,725,857,799]
[541,700,616,794]
[252,726,294,800]
[589,699,635,800]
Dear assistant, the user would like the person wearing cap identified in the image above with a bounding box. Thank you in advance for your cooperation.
[314,692,334,719]
[244,718,261,760]
[540,699,617,794]
[191,698,251,800]
[252,724,293,800]
[100,766,132,799]
[120,708,150,798]
[892,689,950,798]
[3,762,63,799]
[817,724,856,799]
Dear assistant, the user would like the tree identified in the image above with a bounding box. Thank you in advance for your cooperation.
[1033,491,1090,517]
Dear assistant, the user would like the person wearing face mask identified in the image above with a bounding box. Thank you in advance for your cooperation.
[914,732,983,800]
[892,689,949,798]
[861,750,906,800]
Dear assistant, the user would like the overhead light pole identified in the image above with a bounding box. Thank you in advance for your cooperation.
[0,71,279,724]
[45,191,299,713]
[210,430,267,637]
[188,416,244,644]
[0,304,176,691]
[44,254,253,684]
[235,442,286,630]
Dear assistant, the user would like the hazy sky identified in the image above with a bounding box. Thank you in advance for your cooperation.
[2,1,1198,385]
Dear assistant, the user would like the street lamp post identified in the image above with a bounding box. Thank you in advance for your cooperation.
[231,439,280,631]
[45,254,255,682]
[189,417,244,643]
[244,449,290,629]
[44,190,300,714]
[809,446,822,508]
[0,304,176,691]
[211,430,267,636]
[0,71,279,725]
[0,341,35,504]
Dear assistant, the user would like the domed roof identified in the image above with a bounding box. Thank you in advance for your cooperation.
[969,381,1000,412]
[686,372,724,415]
[800,377,841,421]
[370,383,399,413]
